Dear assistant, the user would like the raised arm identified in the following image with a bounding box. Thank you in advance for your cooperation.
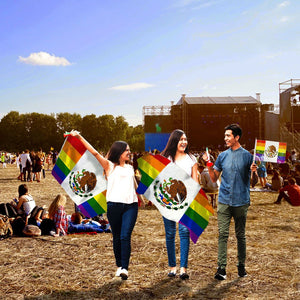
[69,131,110,173]
[202,152,220,183]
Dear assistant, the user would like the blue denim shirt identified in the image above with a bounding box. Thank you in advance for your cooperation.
[214,147,253,207]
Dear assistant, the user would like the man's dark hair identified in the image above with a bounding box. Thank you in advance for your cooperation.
[225,124,242,138]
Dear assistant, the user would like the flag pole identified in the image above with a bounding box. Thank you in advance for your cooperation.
[251,138,257,181]
[253,138,257,163]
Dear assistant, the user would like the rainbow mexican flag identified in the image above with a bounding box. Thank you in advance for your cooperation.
[137,153,214,244]
[255,140,287,163]
[52,135,107,218]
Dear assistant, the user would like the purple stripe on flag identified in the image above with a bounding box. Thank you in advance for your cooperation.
[51,165,66,185]
[78,201,98,218]
[77,205,91,218]
[179,214,204,244]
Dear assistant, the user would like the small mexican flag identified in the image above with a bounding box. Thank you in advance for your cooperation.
[255,140,287,163]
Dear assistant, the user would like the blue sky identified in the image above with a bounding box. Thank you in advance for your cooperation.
[0,0,299,126]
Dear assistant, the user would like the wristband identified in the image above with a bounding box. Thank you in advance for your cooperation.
[206,161,213,167]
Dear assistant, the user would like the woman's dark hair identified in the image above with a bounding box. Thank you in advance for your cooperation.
[18,184,28,197]
[161,129,189,162]
[225,124,242,138]
[107,141,128,164]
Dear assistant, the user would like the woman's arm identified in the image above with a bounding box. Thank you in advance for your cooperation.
[191,163,198,183]
[69,131,110,173]
[16,196,25,210]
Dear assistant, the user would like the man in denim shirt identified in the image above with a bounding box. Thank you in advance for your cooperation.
[203,124,257,280]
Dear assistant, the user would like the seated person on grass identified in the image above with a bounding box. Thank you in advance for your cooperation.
[68,212,110,233]
[274,177,300,206]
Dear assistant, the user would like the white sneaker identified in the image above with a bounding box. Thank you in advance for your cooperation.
[115,267,122,277]
[120,268,128,280]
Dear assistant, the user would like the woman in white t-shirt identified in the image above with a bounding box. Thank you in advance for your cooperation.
[70,131,138,280]
[161,129,198,280]
[14,184,36,216]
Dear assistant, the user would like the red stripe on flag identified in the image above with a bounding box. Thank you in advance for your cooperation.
[67,135,87,156]
[153,154,171,166]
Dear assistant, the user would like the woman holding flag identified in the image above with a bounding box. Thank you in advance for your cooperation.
[160,129,198,280]
[69,130,138,280]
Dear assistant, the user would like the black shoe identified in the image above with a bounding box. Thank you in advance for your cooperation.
[179,273,189,280]
[214,267,226,280]
[167,271,176,278]
[238,265,247,277]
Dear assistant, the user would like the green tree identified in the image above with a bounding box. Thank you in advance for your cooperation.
[56,113,82,137]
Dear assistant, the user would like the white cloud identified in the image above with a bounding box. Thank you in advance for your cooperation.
[278,1,290,8]
[279,16,290,22]
[109,82,155,91]
[18,51,72,66]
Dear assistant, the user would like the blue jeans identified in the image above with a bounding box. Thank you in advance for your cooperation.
[107,202,138,270]
[163,217,190,268]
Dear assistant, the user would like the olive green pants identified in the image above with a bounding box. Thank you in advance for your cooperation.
[217,203,249,269]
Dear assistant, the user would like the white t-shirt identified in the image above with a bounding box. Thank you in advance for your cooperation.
[22,194,36,215]
[172,154,197,177]
[106,161,138,204]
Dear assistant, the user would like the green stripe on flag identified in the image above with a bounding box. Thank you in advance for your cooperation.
[184,207,208,229]
[139,169,154,187]
[88,196,106,215]
[55,157,71,176]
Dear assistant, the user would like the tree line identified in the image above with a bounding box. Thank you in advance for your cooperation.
[0,111,144,153]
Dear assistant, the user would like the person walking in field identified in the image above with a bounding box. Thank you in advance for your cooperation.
[203,124,257,280]
[69,130,139,280]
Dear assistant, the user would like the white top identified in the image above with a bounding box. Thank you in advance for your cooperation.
[20,153,31,169]
[106,161,138,204]
[22,194,36,215]
[172,154,197,176]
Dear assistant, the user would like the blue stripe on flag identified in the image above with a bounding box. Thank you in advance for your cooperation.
[179,213,204,237]
[79,201,98,218]
[52,165,67,184]
[136,182,148,195]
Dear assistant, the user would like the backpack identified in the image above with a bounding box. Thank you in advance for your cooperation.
[0,214,13,239]
[11,216,26,237]
[0,203,18,218]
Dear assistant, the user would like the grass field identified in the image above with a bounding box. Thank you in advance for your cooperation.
[0,165,299,300]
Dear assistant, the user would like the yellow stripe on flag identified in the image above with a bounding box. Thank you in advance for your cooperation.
[142,154,167,172]
[94,191,107,211]
[189,199,211,222]
[195,193,214,215]
[62,140,82,164]
[138,159,160,179]
[59,149,76,170]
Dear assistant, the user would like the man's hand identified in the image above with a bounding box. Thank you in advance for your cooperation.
[250,162,257,172]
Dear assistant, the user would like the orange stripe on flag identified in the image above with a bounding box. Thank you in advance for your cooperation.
[195,190,214,215]
[142,154,167,172]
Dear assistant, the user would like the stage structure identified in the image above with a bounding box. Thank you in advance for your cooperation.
[279,79,300,150]
[143,105,172,152]
[144,94,275,151]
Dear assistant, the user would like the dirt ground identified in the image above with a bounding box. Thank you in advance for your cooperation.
[0,164,299,300]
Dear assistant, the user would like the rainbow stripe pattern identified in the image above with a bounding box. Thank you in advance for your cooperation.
[136,154,171,194]
[52,135,107,218]
[137,153,214,244]
[255,140,287,163]
[179,189,214,243]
